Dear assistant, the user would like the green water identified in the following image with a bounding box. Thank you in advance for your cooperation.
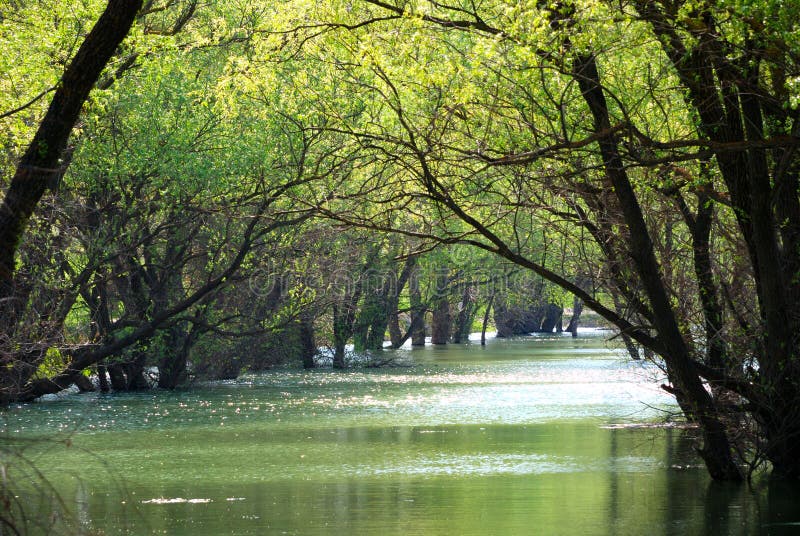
[3,333,800,535]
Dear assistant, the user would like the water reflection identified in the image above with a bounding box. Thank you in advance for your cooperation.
[4,334,800,535]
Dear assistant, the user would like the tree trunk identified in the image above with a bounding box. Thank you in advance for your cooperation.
[388,256,417,348]
[73,374,94,393]
[125,349,150,390]
[632,0,800,478]
[97,364,110,393]
[352,294,377,351]
[107,364,127,391]
[451,285,476,343]
[430,271,451,344]
[573,52,741,480]
[410,265,426,346]
[539,303,563,333]
[0,0,142,307]
[299,317,316,369]
[388,311,404,348]
[566,296,583,337]
[481,294,495,346]
[763,400,800,479]
[431,299,451,344]
[0,0,143,401]
[157,326,195,390]
[332,271,364,367]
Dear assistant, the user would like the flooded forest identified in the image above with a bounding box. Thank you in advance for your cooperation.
[2,0,800,533]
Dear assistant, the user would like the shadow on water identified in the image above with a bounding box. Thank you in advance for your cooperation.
[4,333,800,535]
[699,478,800,536]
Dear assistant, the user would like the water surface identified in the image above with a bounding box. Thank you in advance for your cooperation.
[3,332,799,534]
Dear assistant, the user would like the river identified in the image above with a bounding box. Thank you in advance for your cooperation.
[2,331,799,535]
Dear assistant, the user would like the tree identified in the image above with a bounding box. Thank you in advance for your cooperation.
[264,0,800,480]
[4,0,800,483]
[0,7,330,400]
[0,0,142,312]
[0,0,143,403]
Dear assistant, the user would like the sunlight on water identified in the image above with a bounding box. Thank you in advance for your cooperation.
[3,332,800,535]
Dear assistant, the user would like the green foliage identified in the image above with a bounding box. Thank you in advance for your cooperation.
[33,347,68,380]
[2,0,800,479]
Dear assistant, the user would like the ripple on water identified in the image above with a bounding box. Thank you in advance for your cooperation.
[1,356,674,436]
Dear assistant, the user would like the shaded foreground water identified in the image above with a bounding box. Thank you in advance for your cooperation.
[3,331,800,535]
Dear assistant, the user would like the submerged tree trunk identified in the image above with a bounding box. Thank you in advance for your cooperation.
[539,304,563,333]
[430,271,451,344]
[572,51,741,480]
[430,299,451,344]
[481,294,495,346]
[125,349,150,390]
[566,296,583,337]
[389,311,426,349]
[299,316,316,369]
[388,311,404,348]
[97,364,110,393]
[451,284,476,343]
[157,324,199,390]
[107,364,127,392]
[410,265,426,346]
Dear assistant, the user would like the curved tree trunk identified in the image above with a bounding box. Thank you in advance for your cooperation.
[573,52,741,480]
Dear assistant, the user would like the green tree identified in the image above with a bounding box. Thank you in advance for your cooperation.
[264,0,800,479]
[0,0,142,403]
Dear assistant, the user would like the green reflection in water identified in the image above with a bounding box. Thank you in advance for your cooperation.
[3,333,800,535]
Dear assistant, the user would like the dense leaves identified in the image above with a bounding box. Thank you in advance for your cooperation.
[1,0,800,480]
